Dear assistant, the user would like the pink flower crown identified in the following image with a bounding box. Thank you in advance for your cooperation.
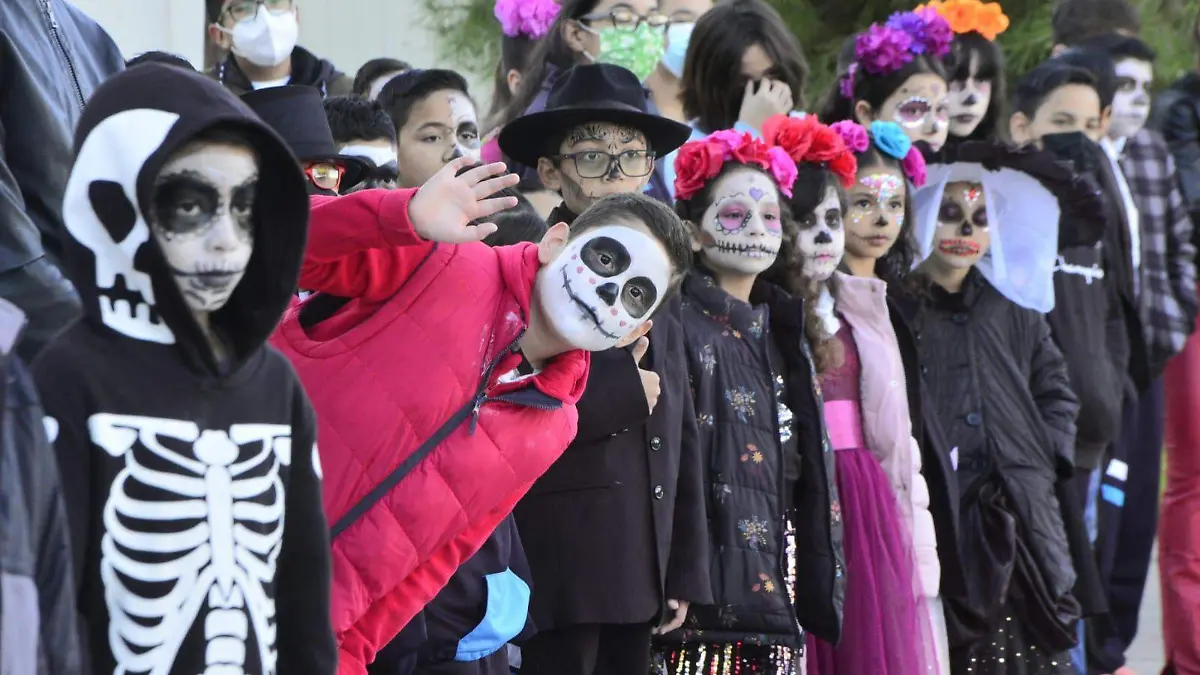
[841,8,953,98]
[494,0,560,38]
[673,131,798,202]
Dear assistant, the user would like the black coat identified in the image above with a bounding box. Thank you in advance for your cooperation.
[513,292,712,630]
[897,271,1081,646]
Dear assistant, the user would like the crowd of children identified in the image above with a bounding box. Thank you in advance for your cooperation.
[5,0,1200,674]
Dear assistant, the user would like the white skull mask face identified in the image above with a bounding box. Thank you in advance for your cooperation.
[1110,58,1154,140]
[696,168,783,276]
[796,187,846,282]
[537,224,672,351]
[150,140,257,316]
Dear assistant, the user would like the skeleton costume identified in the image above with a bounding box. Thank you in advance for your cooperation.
[32,64,334,675]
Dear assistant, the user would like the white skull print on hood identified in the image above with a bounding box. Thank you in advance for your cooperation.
[61,63,309,375]
[536,226,672,351]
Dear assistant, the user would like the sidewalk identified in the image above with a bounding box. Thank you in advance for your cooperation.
[1125,546,1165,674]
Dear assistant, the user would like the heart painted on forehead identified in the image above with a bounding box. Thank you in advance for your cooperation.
[749,187,766,202]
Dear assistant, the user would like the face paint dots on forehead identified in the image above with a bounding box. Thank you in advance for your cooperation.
[538,224,672,352]
[860,173,903,204]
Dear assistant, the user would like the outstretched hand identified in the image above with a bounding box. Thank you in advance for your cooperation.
[408,158,520,244]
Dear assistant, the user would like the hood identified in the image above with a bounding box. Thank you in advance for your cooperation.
[61,63,309,376]
[1170,71,1200,97]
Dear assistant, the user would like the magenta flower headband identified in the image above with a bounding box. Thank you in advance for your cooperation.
[494,0,560,39]
[842,8,953,98]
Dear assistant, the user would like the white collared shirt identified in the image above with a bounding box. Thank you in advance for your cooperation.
[1101,136,1141,291]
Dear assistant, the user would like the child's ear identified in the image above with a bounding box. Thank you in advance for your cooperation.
[685,219,704,253]
[537,221,571,264]
[1008,112,1031,145]
[1099,105,1114,137]
[853,101,874,127]
[538,157,562,194]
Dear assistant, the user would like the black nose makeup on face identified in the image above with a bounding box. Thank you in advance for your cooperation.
[605,160,622,181]
[875,214,889,228]
[596,282,619,306]
[815,229,833,244]
[959,221,973,236]
[963,93,978,107]
[445,146,463,163]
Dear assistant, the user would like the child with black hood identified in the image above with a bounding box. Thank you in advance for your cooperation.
[32,63,335,675]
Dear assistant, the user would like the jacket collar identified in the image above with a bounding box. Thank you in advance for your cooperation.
[831,272,888,322]
[547,202,578,227]
[492,243,590,405]
[682,267,767,340]
[216,46,331,94]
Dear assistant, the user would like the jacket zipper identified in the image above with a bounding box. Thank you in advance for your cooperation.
[769,366,805,647]
[43,0,86,109]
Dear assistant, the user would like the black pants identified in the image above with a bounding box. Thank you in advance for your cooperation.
[519,623,652,675]
[414,650,510,675]
[1093,378,1165,670]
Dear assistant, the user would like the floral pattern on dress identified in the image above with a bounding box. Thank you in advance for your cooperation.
[725,385,756,422]
[751,572,777,594]
[740,443,765,465]
[699,344,716,375]
[738,516,771,549]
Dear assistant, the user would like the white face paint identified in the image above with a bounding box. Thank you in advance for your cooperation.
[1110,58,1154,140]
[696,168,782,276]
[537,224,672,351]
[947,53,993,138]
[339,142,398,168]
[150,140,257,316]
[796,187,845,282]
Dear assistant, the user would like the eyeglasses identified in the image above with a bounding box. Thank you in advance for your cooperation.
[305,162,346,192]
[553,150,656,179]
[579,8,669,29]
[222,0,294,24]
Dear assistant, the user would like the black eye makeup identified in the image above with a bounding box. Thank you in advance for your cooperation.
[152,170,257,238]
[581,236,632,277]
[623,277,657,318]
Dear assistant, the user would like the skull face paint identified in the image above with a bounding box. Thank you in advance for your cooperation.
[845,166,905,264]
[551,122,652,215]
[396,89,481,188]
[537,224,672,351]
[878,73,950,150]
[696,168,782,276]
[796,186,845,282]
[947,53,993,138]
[150,140,257,316]
[1110,58,1154,140]
[930,180,989,269]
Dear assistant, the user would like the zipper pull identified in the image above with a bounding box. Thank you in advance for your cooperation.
[468,395,485,434]
[45,0,58,27]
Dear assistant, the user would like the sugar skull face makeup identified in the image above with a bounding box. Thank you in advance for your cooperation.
[878,73,950,151]
[150,140,257,316]
[694,167,783,276]
[930,180,989,269]
[845,165,905,263]
[537,224,672,351]
[1110,58,1153,140]
[797,186,845,282]
[947,53,993,138]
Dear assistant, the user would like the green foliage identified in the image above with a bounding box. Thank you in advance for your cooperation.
[420,0,1197,107]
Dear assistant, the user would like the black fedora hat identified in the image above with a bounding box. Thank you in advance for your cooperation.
[241,85,367,190]
[498,63,692,169]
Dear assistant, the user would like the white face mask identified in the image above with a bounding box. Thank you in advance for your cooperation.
[796,187,845,282]
[150,141,258,315]
[221,8,299,68]
[696,168,782,276]
[537,225,672,351]
[1110,58,1154,140]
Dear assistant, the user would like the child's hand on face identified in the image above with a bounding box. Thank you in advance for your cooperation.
[408,157,520,244]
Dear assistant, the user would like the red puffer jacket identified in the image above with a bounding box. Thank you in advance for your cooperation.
[271,189,589,674]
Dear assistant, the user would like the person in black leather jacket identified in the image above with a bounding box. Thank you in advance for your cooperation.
[0,0,124,362]
[0,297,82,675]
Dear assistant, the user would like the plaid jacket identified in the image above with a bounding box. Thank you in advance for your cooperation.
[1118,129,1199,378]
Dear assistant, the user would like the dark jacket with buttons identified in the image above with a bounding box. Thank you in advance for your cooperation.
[897,270,1080,636]
[513,211,711,631]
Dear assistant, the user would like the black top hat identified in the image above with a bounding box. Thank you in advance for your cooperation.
[241,85,367,189]
[498,64,692,169]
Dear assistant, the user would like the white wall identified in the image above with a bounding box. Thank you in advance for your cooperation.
[68,0,485,93]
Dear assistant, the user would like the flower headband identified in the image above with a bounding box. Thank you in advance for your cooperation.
[917,0,1010,41]
[673,130,798,202]
[842,8,953,98]
[830,120,928,187]
[763,115,858,189]
[494,0,560,39]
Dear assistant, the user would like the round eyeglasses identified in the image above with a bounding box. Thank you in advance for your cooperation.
[553,150,657,179]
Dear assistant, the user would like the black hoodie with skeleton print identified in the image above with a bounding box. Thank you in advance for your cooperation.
[31,64,335,675]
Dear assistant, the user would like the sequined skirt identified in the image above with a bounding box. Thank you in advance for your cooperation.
[951,611,1074,675]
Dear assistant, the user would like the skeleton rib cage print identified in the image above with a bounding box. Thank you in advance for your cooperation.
[88,413,292,675]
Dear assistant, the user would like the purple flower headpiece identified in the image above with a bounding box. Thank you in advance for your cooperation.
[844,9,953,96]
[494,0,560,39]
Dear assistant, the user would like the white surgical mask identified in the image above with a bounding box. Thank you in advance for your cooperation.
[221,8,299,69]
[662,22,694,78]
[536,226,671,351]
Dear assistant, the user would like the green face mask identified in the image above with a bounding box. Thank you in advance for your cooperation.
[586,23,666,82]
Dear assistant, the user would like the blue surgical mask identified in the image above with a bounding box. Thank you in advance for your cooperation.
[662,22,694,78]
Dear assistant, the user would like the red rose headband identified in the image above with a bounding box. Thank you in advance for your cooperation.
[673,130,798,202]
[762,114,858,188]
